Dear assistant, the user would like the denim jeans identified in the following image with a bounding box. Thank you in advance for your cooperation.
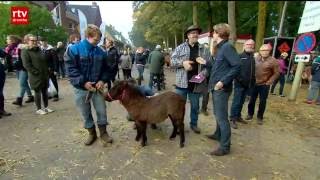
[212,90,231,151]
[73,88,108,129]
[136,65,144,85]
[307,81,320,102]
[270,74,286,95]
[230,81,250,119]
[58,61,65,78]
[16,70,32,98]
[201,92,209,111]
[248,84,270,119]
[175,87,201,127]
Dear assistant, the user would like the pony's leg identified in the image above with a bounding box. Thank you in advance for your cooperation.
[178,121,185,148]
[169,117,178,140]
[141,122,147,147]
[135,121,142,141]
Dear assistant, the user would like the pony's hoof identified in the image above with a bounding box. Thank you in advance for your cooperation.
[180,143,184,148]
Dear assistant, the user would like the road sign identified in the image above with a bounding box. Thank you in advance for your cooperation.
[277,41,291,53]
[294,54,310,62]
[294,33,316,54]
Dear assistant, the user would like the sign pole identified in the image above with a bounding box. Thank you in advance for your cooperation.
[288,62,305,101]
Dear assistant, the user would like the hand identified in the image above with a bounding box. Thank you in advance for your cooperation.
[196,57,206,64]
[265,81,272,86]
[214,81,224,90]
[84,82,96,92]
[95,81,104,91]
[183,60,194,71]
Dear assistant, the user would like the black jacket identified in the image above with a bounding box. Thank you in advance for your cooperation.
[236,51,256,88]
[135,52,147,65]
[106,46,120,71]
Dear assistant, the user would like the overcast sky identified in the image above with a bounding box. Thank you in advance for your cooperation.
[68,1,133,41]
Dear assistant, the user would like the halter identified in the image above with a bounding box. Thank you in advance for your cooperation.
[107,90,127,103]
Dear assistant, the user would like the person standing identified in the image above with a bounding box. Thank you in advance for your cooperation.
[21,35,54,115]
[135,47,148,85]
[148,45,165,91]
[119,49,132,80]
[171,25,211,134]
[65,24,113,146]
[206,23,241,156]
[305,56,320,105]
[229,39,256,129]
[246,44,279,125]
[270,52,288,97]
[55,42,66,79]
[103,37,120,90]
[0,49,12,118]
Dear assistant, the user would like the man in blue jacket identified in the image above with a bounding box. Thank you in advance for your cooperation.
[206,23,241,156]
[65,24,113,146]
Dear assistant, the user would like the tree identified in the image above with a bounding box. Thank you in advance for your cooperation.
[255,1,267,50]
[192,1,198,26]
[228,1,237,45]
[0,1,68,47]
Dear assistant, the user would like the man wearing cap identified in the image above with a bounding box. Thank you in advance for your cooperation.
[246,44,279,125]
[148,45,165,91]
[171,25,211,134]
[270,52,288,97]
[229,39,256,129]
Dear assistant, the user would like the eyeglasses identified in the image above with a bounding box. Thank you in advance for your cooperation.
[29,39,37,42]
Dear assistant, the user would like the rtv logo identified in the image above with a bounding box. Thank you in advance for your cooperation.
[11,6,29,25]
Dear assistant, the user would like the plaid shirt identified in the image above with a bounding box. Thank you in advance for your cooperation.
[171,42,210,88]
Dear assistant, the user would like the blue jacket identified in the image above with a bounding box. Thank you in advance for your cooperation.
[65,39,109,89]
[208,40,241,92]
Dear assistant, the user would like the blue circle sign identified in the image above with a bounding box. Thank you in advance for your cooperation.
[294,33,316,54]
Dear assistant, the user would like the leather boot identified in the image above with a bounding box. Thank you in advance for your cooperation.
[25,96,34,103]
[12,97,23,106]
[230,118,238,129]
[84,126,97,146]
[98,125,113,145]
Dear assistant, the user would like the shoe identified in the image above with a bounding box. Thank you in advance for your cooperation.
[190,126,201,134]
[201,109,209,116]
[279,94,285,97]
[52,97,59,102]
[0,111,11,116]
[257,118,263,125]
[230,119,238,129]
[98,125,113,145]
[150,124,157,129]
[206,134,219,141]
[25,96,34,103]
[36,109,47,115]
[245,115,253,121]
[210,148,230,156]
[237,117,248,124]
[44,108,54,113]
[84,126,97,145]
[270,92,276,95]
[12,97,23,106]
[304,100,313,104]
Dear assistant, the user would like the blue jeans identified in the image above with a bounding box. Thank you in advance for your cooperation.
[212,90,231,151]
[136,65,144,85]
[248,84,270,119]
[16,70,32,98]
[175,87,201,127]
[230,81,250,119]
[73,88,108,129]
[307,81,320,102]
[270,74,286,95]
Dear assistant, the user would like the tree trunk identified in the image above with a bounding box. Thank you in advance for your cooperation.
[175,33,177,48]
[207,1,213,33]
[278,1,287,37]
[193,1,198,26]
[166,36,169,49]
[255,1,267,50]
[228,1,237,45]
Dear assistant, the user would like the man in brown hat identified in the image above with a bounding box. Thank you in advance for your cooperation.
[170,25,211,134]
[246,44,279,125]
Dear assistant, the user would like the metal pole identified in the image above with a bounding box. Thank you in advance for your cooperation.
[288,61,304,101]
[278,1,287,37]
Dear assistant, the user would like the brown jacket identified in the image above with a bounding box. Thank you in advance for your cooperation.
[255,56,279,85]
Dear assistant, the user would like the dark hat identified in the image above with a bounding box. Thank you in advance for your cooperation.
[184,25,202,37]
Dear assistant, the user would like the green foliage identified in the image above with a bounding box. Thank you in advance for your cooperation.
[0,1,68,47]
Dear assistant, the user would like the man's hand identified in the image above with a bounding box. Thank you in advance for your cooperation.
[214,81,224,90]
[183,60,194,71]
[95,81,104,91]
[265,81,272,86]
[196,57,206,65]
[84,82,96,92]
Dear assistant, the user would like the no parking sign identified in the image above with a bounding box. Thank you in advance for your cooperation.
[293,33,316,54]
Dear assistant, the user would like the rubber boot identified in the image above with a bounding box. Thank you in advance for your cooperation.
[25,96,34,103]
[98,125,113,145]
[84,126,97,146]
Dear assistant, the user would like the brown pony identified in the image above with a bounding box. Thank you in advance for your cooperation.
[104,80,186,147]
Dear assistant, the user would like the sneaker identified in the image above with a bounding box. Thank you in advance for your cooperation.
[304,100,313,104]
[210,148,230,156]
[245,115,253,121]
[279,94,285,97]
[44,108,54,113]
[270,92,276,95]
[36,109,47,115]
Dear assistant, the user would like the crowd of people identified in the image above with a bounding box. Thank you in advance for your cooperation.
[1,23,319,157]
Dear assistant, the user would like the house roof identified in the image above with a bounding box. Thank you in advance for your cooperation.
[67,4,102,27]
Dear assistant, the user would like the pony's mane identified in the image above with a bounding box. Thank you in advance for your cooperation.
[124,83,144,97]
